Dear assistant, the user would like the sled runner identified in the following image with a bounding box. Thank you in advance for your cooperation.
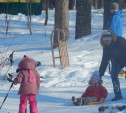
[87,99,105,105]
[72,96,105,106]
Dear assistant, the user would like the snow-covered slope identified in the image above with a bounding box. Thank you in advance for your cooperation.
[0,9,126,113]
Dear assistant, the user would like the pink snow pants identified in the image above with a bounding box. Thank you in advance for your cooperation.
[19,94,37,113]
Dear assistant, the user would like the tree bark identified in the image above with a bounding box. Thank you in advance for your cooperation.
[54,0,69,47]
[98,0,104,9]
[69,0,75,10]
[75,0,91,39]
[119,0,124,10]
[94,0,98,9]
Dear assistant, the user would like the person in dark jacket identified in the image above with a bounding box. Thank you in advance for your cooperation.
[105,2,123,37]
[99,30,126,101]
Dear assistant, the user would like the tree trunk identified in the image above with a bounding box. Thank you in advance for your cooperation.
[54,0,69,47]
[123,0,126,8]
[94,0,98,9]
[42,0,49,11]
[103,0,119,29]
[101,0,104,8]
[69,0,75,10]
[75,0,91,39]
[98,0,104,9]
[119,0,124,10]
[44,0,49,25]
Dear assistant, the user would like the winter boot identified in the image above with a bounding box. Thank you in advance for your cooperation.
[72,96,78,105]
[72,96,77,102]
[30,101,38,113]
[77,98,83,106]
[111,96,123,101]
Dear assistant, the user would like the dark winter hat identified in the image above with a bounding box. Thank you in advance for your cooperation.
[110,2,119,10]
[91,70,100,83]
[102,31,112,41]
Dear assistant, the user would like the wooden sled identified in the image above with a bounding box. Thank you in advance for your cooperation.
[87,99,105,105]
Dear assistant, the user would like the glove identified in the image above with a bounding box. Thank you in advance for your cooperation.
[100,75,103,80]
[8,73,14,79]
[7,78,14,82]
[101,98,105,101]
[16,68,20,73]
[99,71,103,78]
[7,73,17,85]
[7,78,17,85]
[37,61,41,67]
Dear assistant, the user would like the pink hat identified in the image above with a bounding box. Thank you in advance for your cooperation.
[23,55,29,59]
[90,70,100,83]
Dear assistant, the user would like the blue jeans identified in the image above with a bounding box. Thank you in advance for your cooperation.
[110,62,123,99]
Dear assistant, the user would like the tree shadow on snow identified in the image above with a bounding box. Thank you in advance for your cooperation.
[37,95,73,106]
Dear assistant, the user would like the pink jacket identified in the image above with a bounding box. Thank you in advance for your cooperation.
[14,58,40,95]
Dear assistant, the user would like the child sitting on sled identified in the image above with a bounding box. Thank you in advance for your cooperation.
[14,55,40,113]
[72,70,108,106]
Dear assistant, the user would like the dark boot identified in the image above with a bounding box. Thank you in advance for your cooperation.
[72,96,79,105]
[76,98,83,106]
[72,96,76,102]
[111,96,123,101]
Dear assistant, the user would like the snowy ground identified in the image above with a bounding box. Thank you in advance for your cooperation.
[0,9,126,113]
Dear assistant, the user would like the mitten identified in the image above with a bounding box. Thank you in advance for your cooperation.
[100,98,105,101]
[16,68,20,73]
[7,78,14,82]
[37,61,41,67]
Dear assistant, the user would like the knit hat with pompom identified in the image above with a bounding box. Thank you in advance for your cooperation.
[23,55,29,59]
[91,70,100,83]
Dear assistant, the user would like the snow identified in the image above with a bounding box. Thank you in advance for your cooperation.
[0,9,126,113]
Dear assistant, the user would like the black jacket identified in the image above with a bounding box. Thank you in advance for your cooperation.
[99,36,126,77]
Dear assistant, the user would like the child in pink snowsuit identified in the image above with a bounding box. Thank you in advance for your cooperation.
[14,55,40,113]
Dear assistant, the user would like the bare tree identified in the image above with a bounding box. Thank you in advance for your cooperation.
[98,0,104,9]
[75,0,91,39]
[92,0,104,9]
[54,0,69,47]
[119,0,125,9]
[94,0,98,9]
[69,0,75,10]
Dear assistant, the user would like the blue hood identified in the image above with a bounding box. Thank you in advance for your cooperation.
[113,10,124,18]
